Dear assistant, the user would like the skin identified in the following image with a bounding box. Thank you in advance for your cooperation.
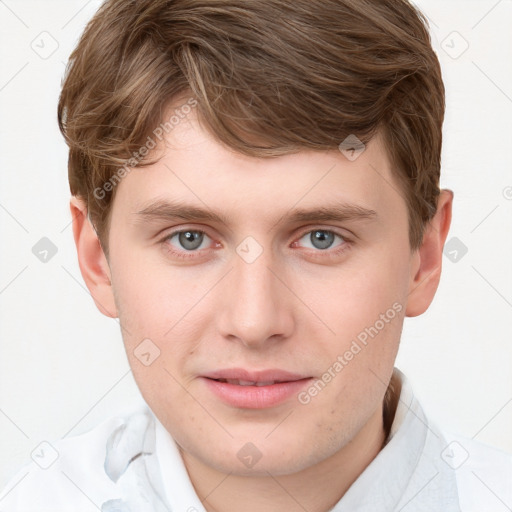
[71,107,453,512]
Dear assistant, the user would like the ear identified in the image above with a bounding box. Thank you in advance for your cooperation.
[405,189,454,317]
[70,196,118,318]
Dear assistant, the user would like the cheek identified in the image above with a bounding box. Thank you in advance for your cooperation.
[110,248,208,339]
[110,260,202,417]
[109,252,214,401]
[298,249,408,341]
[292,246,408,399]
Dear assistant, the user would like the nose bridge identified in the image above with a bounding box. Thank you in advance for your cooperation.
[217,244,293,347]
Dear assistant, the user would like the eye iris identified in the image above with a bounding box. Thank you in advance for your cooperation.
[311,230,335,250]
[179,231,203,250]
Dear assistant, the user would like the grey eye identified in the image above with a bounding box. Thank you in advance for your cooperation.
[172,231,207,251]
[299,230,343,250]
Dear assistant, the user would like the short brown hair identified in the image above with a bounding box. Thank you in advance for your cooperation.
[58,0,445,255]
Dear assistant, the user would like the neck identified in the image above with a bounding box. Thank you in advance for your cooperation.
[180,403,390,512]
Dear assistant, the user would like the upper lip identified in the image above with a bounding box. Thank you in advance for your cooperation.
[203,368,309,383]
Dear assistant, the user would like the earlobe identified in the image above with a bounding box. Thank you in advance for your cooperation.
[70,197,118,318]
[405,189,454,317]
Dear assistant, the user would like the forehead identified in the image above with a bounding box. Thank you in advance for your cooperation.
[112,110,406,231]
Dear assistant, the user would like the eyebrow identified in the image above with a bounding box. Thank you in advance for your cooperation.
[132,199,378,228]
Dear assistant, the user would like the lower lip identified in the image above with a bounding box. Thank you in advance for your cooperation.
[202,377,313,409]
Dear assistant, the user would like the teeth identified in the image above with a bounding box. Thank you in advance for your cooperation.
[220,379,276,386]
[237,380,255,386]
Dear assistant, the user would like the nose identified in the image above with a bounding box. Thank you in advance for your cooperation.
[216,247,294,349]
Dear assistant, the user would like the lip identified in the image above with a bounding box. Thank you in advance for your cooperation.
[201,368,313,409]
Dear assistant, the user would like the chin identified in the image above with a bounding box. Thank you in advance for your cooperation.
[187,432,336,477]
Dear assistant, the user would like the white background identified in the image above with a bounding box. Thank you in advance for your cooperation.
[0,0,511,490]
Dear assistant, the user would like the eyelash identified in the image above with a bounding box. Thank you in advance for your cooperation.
[159,227,352,261]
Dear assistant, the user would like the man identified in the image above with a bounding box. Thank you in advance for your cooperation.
[1,0,510,510]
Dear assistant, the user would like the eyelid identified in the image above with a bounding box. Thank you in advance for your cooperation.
[161,225,350,244]
[160,225,215,241]
[293,225,352,244]
[161,227,218,249]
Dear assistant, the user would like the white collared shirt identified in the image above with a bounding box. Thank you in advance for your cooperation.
[1,368,511,511]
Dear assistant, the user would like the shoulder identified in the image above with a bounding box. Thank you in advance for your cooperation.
[442,431,512,511]
[0,402,152,512]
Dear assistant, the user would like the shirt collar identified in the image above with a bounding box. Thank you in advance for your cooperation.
[330,367,461,511]
[155,418,209,512]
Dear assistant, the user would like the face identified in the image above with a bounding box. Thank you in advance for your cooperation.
[103,108,417,477]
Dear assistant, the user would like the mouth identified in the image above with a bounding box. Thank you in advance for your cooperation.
[201,369,312,408]
[203,368,308,382]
